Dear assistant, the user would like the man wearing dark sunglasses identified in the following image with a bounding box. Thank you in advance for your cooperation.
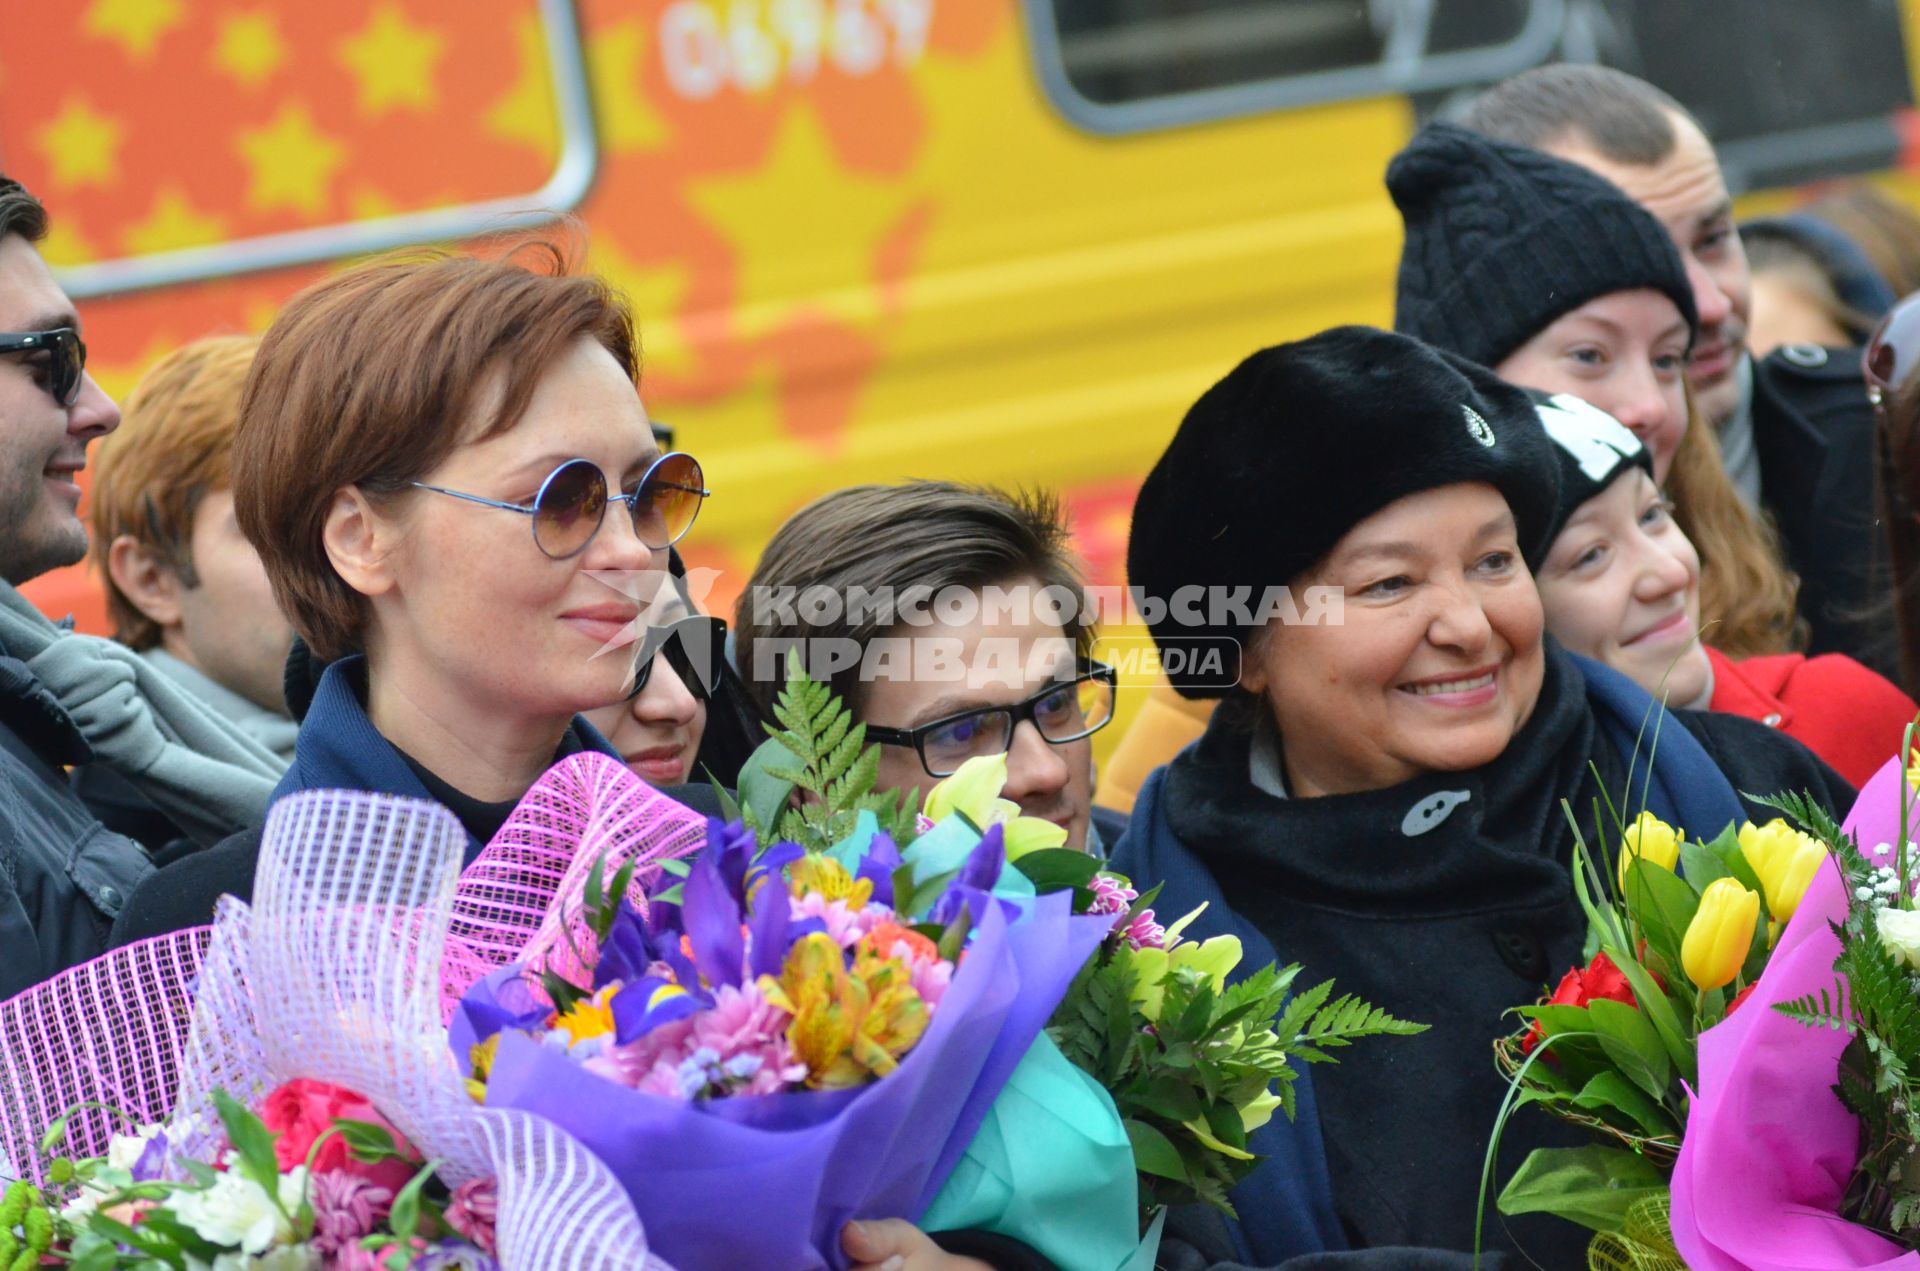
[0,175,167,993]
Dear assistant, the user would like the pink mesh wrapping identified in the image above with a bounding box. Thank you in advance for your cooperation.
[440,752,708,1013]
[0,758,707,1270]
[0,927,210,1180]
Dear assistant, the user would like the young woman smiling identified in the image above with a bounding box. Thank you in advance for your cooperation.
[111,247,709,940]
[1113,327,1852,1268]
[1532,392,1914,787]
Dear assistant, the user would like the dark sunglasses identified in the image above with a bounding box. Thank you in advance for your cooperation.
[631,614,728,700]
[0,327,86,407]
[413,451,709,559]
[865,662,1118,779]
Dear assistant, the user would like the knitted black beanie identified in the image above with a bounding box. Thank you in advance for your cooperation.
[1128,326,1561,698]
[1389,122,1698,368]
[1526,389,1657,548]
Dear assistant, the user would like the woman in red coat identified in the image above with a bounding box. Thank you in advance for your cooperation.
[1532,391,1915,787]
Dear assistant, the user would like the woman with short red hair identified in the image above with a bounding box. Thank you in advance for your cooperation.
[111,245,708,941]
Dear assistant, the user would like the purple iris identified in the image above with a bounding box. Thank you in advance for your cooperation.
[408,1240,501,1271]
[928,823,1017,929]
[610,974,709,1044]
[857,831,902,908]
[662,818,807,989]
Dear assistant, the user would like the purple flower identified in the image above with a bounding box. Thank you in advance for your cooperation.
[444,1177,499,1256]
[610,973,709,1043]
[409,1239,501,1271]
[929,824,1017,928]
[857,832,902,907]
[1118,907,1168,950]
[129,1127,171,1182]
[309,1170,393,1258]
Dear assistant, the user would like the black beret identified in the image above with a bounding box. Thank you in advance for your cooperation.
[1526,389,1656,547]
[1128,326,1561,698]
[1389,122,1698,368]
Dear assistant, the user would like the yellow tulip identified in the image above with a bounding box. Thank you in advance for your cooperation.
[1616,811,1683,892]
[1681,878,1760,991]
[1737,819,1827,925]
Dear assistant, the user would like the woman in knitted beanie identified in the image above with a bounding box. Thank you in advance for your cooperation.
[1389,121,1801,661]
[1112,326,1851,1270]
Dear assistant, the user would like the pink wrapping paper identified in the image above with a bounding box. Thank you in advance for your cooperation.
[1671,757,1920,1269]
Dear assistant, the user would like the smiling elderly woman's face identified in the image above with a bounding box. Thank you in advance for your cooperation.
[1242,482,1546,798]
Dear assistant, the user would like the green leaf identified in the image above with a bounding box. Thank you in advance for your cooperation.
[1124,1119,1190,1182]
[1622,859,1699,969]
[333,1118,400,1163]
[1496,1144,1668,1233]
[1012,849,1104,894]
[1566,1070,1680,1139]
[1583,998,1673,1102]
[1677,839,1732,890]
[1602,944,1696,1086]
[1128,1076,1204,1124]
[211,1089,281,1196]
[738,739,797,834]
[386,1162,435,1242]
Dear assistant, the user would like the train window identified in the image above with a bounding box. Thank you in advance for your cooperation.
[1025,0,1564,133]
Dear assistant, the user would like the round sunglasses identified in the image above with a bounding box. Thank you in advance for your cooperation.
[414,451,709,559]
[630,614,728,701]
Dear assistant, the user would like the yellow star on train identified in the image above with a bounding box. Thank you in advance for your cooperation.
[123,187,228,256]
[213,10,286,89]
[34,97,123,191]
[237,104,347,217]
[339,4,446,115]
[686,108,915,339]
[83,0,184,61]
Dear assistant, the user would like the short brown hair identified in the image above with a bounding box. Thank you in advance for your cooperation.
[89,335,260,649]
[234,244,637,660]
[0,174,46,244]
[735,482,1089,720]
[1464,64,1694,166]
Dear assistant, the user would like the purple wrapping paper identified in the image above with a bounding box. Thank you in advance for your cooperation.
[464,890,1112,1271]
[1670,756,1920,1270]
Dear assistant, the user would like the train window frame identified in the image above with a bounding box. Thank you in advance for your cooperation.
[1021,0,1567,135]
[50,0,597,301]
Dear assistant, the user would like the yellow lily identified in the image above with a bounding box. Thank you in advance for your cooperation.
[760,933,928,1089]
[1617,811,1683,892]
[789,854,874,908]
[1681,878,1759,991]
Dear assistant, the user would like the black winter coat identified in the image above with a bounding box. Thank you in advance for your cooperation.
[1117,648,1855,1269]
[0,656,152,998]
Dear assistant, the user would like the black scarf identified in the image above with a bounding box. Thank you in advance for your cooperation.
[1158,646,1610,1265]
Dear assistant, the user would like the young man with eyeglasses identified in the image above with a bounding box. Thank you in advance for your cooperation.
[736,481,1122,856]
[1464,64,1896,681]
[0,174,154,993]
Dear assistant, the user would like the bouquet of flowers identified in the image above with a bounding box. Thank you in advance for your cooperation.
[0,779,676,1270]
[453,667,1135,1271]
[1492,802,1830,1266]
[18,1079,496,1269]
[1669,750,1920,1269]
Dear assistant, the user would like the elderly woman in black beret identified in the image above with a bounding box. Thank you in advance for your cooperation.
[1112,326,1853,1269]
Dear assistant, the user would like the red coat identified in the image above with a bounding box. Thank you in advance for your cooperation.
[1707,645,1918,788]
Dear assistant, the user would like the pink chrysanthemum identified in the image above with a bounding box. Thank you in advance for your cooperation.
[309,1169,392,1259]
[588,980,807,1099]
[445,1177,499,1256]
[790,892,888,947]
[1087,874,1137,917]
[1119,908,1167,950]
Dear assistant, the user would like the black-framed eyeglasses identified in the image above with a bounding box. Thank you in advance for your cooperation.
[0,328,86,408]
[412,451,709,559]
[865,661,1118,778]
[631,614,728,701]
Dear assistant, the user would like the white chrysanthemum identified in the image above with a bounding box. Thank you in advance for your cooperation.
[170,1162,305,1255]
[103,1122,166,1173]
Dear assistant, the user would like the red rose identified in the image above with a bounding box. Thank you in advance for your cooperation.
[1522,953,1644,1055]
[1726,982,1758,1015]
[257,1079,419,1193]
[1581,952,1639,1007]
